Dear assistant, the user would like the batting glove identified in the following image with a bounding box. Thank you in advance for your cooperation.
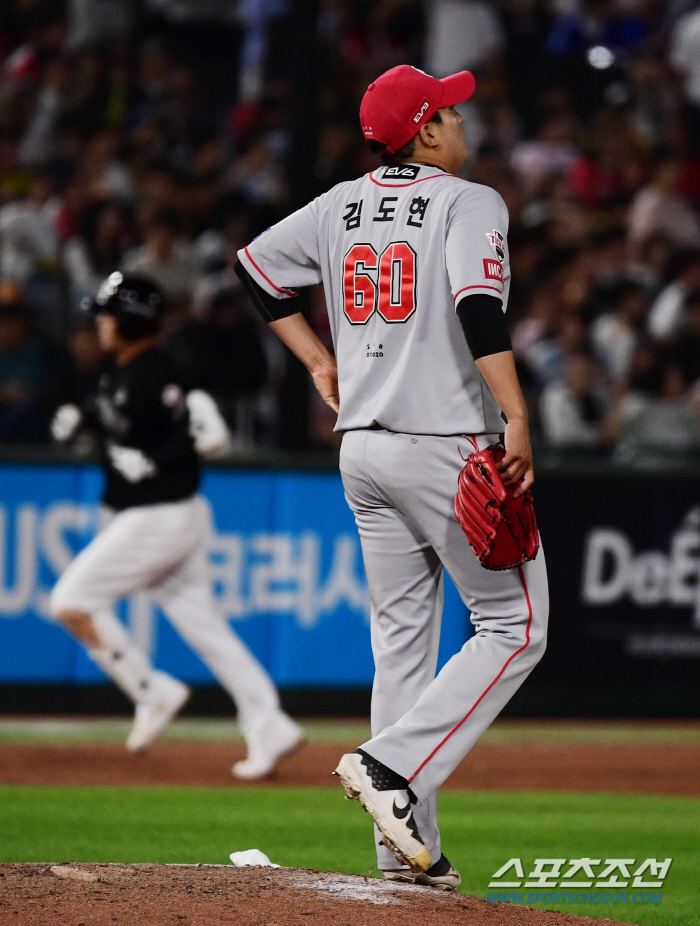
[51,404,83,442]
[107,445,157,483]
[186,389,231,457]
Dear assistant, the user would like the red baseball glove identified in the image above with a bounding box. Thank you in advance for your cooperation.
[454,444,539,571]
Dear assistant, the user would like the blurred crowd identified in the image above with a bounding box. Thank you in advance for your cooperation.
[1,0,700,461]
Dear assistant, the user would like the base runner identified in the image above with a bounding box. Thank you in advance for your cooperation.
[234,65,549,887]
[50,273,302,778]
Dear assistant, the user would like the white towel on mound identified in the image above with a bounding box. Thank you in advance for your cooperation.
[230,849,280,868]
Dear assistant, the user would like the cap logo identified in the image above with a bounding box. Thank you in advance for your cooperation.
[412,99,430,123]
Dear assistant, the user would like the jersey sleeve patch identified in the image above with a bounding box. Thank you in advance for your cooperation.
[486,229,506,262]
[483,259,504,282]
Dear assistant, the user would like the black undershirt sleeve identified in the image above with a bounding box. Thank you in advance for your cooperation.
[234,259,301,323]
[456,293,512,360]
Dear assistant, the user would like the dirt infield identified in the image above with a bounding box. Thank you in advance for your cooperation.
[0,863,629,926]
[1,738,699,793]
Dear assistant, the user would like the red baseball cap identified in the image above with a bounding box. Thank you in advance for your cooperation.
[360,65,476,155]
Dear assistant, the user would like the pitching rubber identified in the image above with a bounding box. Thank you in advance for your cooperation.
[334,756,432,873]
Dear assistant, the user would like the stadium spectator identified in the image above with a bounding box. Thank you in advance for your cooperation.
[425,0,505,76]
[669,288,700,386]
[64,0,132,53]
[0,294,60,442]
[0,173,59,284]
[520,311,590,388]
[510,116,578,199]
[192,214,253,319]
[63,199,133,310]
[121,208,201,306]
[78,130,136,203]
[611,362,700,461]
[61,316,106,408]
[540,353,608,448]
[669,3,700,154]
[546,0,649,57]
[222,137,286,208]
[647,249,700,339]
[591,281,648,383]
[164,287,267,409]
[628,161,700,250]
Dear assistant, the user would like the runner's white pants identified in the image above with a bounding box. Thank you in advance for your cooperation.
[50,494,280,738]
[340,429,549,870]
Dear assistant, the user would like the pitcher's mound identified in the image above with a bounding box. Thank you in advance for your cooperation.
[1,863,628,926]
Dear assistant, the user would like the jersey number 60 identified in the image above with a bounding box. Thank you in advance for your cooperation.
[343,242,417,325]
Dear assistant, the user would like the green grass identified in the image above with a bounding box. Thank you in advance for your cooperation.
[0,717,371,744]
[2,716,699,744]
[0,786,697,926]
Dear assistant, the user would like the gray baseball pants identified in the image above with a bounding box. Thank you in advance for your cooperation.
[339,429,549,870]
[50,495,281,739]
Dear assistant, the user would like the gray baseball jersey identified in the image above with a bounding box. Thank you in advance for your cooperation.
[237,163,510,435]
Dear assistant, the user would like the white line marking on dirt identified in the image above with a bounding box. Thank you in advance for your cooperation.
[290,872,432,905]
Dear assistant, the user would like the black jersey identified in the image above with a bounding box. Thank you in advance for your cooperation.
[94,347,200,510]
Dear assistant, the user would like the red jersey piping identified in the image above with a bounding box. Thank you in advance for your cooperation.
[243,246,299,297]
[407,565,533,784]
[454,284,503,301]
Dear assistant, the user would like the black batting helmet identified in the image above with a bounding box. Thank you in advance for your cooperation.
[84,273,164,340]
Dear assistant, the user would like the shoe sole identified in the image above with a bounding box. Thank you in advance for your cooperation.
[416,871,461,892]
[232,731,305,780]
[383,871,418,884]
[126,686,191,753]
[334,757,431,873]
[383,871,461,892]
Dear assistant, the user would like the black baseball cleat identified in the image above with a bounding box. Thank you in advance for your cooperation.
[334,750,431,873]
[383,853,462,891]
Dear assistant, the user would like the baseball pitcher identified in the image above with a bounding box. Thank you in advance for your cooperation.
[50,273,302,778]
[234,65,549,887]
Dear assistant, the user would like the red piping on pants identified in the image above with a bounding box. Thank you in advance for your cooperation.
[407,565,533,784]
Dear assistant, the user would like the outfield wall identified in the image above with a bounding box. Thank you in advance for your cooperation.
[0,457,698,715]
